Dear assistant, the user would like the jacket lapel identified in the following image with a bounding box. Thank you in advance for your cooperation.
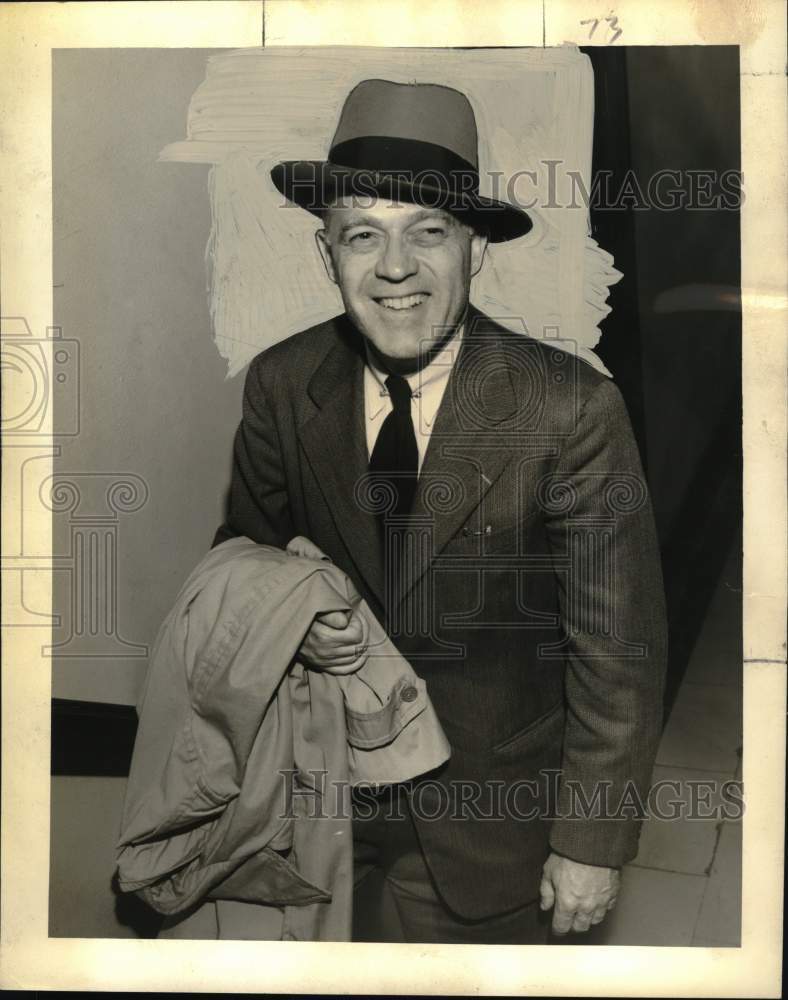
[400,310,520,603]
[298,322,386,607]
[297,310,522,611]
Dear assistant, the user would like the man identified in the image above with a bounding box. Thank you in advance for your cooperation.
[215,78,667,944]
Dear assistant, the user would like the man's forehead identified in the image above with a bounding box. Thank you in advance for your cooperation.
[325,199,459,227]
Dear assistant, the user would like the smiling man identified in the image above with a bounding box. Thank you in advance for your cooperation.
[315,201,486,371]
[215,79,667,944]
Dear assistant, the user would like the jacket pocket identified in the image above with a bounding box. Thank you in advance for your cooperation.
[442,510,542,557]
[489,702,564,756]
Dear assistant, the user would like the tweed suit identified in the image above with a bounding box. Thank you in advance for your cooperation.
[215,305,668,919]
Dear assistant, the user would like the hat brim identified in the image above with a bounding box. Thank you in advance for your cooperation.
[270,161,533,243]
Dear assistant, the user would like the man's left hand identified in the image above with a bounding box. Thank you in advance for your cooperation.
[539,852,620,935]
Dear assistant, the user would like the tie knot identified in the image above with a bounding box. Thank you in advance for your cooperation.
[385,374,412,413]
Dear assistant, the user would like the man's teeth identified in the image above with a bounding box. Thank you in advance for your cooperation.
[378,294,428,310]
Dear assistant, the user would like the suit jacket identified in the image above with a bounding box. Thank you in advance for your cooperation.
[214,305,668,919]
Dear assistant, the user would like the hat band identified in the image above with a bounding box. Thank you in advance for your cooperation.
[328,136,479,192]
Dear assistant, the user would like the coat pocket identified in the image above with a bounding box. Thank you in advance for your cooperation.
[489,702,564,756]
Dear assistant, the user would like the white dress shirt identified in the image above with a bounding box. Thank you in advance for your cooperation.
[363,326,463,473]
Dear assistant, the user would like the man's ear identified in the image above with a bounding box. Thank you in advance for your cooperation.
[469,229,489,278]
[315,228,338,284]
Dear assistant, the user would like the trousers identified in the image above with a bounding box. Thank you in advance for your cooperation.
[351,787,550,945]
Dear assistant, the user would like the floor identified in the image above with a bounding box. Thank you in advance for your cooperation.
[573,541,743,947]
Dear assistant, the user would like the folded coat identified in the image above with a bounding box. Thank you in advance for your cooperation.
[116,537,450,940]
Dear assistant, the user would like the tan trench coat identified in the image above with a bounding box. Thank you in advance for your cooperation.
[116,537,450,940]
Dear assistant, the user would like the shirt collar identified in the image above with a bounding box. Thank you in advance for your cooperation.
[364,324,464,425]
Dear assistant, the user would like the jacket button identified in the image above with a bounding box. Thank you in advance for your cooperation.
[401,685,418,703]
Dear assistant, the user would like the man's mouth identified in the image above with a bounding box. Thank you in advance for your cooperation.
[375,293,430,311]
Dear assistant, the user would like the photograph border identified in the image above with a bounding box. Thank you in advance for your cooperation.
[1,1,785,995]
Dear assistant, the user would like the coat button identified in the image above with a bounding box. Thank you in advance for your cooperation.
[401,685,418,703]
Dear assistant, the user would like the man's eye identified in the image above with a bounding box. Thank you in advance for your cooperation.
[413,226,447,245]
[348,230,377,245]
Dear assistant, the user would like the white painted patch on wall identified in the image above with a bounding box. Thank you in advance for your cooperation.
[161,46,620,378]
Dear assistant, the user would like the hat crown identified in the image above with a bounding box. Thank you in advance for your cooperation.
[269,77,533,242]
[329,79,479,171]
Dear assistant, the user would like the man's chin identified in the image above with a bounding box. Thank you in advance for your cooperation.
[378,342,433,369]
[361,329,428,362]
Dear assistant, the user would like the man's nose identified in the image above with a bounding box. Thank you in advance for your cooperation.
[374,235,417,282]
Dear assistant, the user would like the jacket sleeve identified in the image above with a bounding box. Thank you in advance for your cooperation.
[213,356,294,549]
[544,377,668,869]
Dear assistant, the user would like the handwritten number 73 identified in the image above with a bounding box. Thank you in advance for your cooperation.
[580,13,623,44]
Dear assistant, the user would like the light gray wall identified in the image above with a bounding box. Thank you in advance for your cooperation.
[52,50,243,704]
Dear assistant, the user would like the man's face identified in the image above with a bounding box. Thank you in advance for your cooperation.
[316,198,487,367]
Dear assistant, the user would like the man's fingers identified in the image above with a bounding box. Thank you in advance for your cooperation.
[312,647,359,667]
[300,610,369,673]
[287,535,331,561]
[311,620,362,643]
[590,905,608,926]
[320,654,368,675]
[572,902,611,932]
[310,617,365,647]
[539,854,621,936]
[323,660,365,677]
[312,640,364,657]
[570,910,593,933]
[316,609,351,630]
[307,647,364,665]
[550,897,576,935]
[338,611,366,643]
[349,610,369,645]
[538,874,555,912]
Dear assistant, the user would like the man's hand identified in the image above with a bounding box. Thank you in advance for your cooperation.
[298,608,369,675]
[286,535,331,562]
[287,535,369,674]
[539,852,620,935]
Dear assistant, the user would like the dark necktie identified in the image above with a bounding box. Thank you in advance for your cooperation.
[369,373,419,522]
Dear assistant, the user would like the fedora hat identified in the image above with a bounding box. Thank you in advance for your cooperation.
[270,78,532,243]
